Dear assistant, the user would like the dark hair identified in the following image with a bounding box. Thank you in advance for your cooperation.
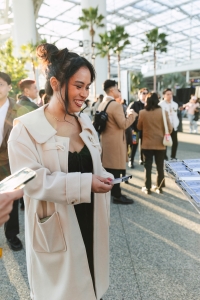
[163,88,172,95]
[98,94,103,102]
[103,79,117,93]
[39,89,45,98]
[0,72,11,85]
[18,79,35,92]
[36,43,95,116]
[145,93,160,111]
[42,94,51,105]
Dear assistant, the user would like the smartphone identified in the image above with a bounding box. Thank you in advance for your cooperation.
[111,175,132,185]
[0,167,36,193]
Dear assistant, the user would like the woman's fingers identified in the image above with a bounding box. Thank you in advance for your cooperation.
[92,175,113,193]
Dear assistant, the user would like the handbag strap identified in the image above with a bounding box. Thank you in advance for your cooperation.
[162,109,169,134]
[103,100,115,112]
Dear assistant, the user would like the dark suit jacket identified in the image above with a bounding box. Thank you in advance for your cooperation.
[0,98,28,180]
[18,95,38,113]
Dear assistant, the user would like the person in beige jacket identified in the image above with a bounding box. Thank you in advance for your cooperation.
[137,93,172,194]
[98,80,137,204]
[8,43,113,300]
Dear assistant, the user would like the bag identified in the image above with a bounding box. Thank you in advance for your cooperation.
[132,130,138,145]
[93,100,115,134]
[162,109,173,147]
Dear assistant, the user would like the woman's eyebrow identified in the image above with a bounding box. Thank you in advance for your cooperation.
[74,80,91,85]
[74,81,84,84]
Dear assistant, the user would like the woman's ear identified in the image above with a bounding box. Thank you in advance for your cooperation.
[50,77,59,92]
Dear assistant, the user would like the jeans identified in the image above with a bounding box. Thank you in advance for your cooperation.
[143,149,166,190]
[188,114,197,132]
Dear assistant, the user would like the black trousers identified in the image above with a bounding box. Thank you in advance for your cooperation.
[105,168,125,198]
[130,131,143,164]
[165,129,178,159]
[143,149,166,190]
[4,199,19,239]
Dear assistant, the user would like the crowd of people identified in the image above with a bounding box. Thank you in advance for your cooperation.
[0,42,199,300]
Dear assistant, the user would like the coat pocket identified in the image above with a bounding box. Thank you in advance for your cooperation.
[33,212,67,253]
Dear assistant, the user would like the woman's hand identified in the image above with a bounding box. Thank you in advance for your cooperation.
[0,189,24,226]
[91,175,113,193]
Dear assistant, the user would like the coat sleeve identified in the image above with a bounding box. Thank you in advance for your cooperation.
[137,112,143,130]
[8,123,92,206]
[111,103,137,130]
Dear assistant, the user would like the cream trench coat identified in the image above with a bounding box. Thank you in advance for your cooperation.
[8,105,113,300]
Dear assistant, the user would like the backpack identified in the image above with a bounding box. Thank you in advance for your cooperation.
[93,100,115,134]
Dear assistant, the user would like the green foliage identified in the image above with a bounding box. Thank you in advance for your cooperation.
[130,72,148,94]
[142,28,168,54]
[0,39,28,97]
[96,32,111,58]
[162,72,187,90]
[109,25,130,54]
[20,39,47,75]
[78,6,105,38]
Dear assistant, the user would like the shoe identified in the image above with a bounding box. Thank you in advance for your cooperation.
[141,187,151,194]
[155,188,163,194]
[124,180,129,184]
[170,158,178,161]
[113,195,134,204]
[128,161,134,168]
[7,236,23,251]
[139,160,143,165]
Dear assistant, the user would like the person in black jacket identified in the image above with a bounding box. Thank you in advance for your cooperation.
[18,79,38,112]
[129,87,149,168]
[0,72,28,251]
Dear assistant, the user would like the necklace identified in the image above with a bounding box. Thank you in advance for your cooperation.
[46,106,75,125]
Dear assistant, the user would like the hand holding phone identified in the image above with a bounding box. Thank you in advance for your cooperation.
[111,175,132,185]
[0,168,36,193]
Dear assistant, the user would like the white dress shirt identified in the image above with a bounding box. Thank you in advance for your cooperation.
[0,99,9,147]
[159,99,179,131]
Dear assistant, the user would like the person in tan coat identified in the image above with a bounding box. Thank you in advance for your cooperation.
[8,43,113,300]
[137,93,172,194]
[98,80,137,204]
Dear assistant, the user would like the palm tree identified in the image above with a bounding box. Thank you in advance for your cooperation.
[110,26,130,89]
[20,39,47,79]
[78,6,104,99]
[78,6,104,64]
[142,28,168,92]
[96,32,112,78]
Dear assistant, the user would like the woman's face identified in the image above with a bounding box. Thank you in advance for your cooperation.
[62,66,91,113]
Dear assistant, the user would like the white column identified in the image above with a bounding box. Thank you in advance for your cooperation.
[12,0,37,53]
[81,0,107,100]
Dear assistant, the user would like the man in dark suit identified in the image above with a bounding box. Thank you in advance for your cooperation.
[129,87,149,168]
[18,78,38,111]
[0,72,28,251]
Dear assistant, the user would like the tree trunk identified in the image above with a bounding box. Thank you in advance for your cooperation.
[108,53,110,79]
[118,53,121,89]
[153,48,156,92]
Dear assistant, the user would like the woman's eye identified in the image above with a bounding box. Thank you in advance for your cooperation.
[86,87,90,90]
[76,86,81,89]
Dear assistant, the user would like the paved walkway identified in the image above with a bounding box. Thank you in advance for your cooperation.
[0,130,200,300]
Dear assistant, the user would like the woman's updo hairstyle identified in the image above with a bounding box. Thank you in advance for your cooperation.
[145,92,160,111]
[36,43,95,115]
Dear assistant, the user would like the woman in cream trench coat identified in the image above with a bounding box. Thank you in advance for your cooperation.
[8,43,113,300]
[8,106,112,300]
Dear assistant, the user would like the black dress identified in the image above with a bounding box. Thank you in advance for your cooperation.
[68,145,95,289]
